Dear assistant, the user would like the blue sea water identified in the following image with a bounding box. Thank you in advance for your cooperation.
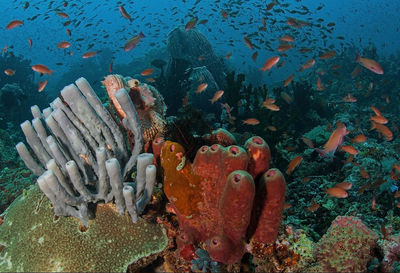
[1,0,399,88]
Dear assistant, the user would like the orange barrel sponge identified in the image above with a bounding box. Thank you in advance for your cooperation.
[250,168,286,244]
[244,136,271,180]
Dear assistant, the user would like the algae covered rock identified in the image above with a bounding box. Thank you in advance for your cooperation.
[0,185,168,272]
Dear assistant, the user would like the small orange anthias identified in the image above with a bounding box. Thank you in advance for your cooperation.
[156,130,286,265]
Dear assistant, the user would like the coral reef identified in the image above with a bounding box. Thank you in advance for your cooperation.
[379,232,400,273]
[160,136,286,264]
[0,184,167,272]
[166,27,226,87]
[310,216,378,272]
[163,27,226,114]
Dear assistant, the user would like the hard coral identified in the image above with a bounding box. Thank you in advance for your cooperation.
[311,216,378,272]
[0,185,168,272]
[161,136,286,264]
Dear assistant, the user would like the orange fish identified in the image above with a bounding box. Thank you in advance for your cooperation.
[82,51,98,58]
[140,68,154,76]
[266,1,276,10]
[195,83,208,94]
[28,38,32,48]
[251,51,258,63]
[262,100,280,111]
[307,198,320,212]
[370,106,383,117]
[119,5,132,21]
[260,56,280,74]
[279,35,294,43]
[266,126,277,132]
[301,136,314,148]
[243,37,253,50]
[225,51,232,59]
[277,44,292,52]
[38,80,48,92]
[145,77,156,83]
[109,59,114,73]
[320,50,336,59]
[6,20,23,30]
[185,17,197,31]
[360,167,370,179]
[343,93,357,102]
[32,64,54,75]
[370,115,388,124]
[280,92,293,104]
[355,54,383,74]
[210,90,224,104]
[370,121,393,141]
[287,17,308,27]
[318,122,349,157]
[326,187,348,198]
[57,41,70,49]
[66,28,71,37]
[341,145,358,155]
[124,32,145,52]
[299,59,315,71]
[242,118,260,125]
[316,76,325,91]
[352,134,366,143]
[4,69,15,76]
[335,181,352,190]
[286,156,303,175]
[283,74,294,87]
[57,12,69,18]
[2,44,8,52]
[220,10,228,19]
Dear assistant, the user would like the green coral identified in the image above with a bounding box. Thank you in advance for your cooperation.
[289,232,315,268]
[0,185,168,272]
[303,125,331,145]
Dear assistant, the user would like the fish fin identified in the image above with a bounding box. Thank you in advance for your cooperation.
[314,148,326,158]
[355,53,360,63]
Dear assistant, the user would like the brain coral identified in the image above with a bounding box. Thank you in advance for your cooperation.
[0,185,168,272]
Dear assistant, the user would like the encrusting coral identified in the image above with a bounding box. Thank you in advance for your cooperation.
[310,216,378,272]
[159,135,286,265]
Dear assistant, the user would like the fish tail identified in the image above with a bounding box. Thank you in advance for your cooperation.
[139,32,145,38]
[370,121,377,131]
[49,70,54,76]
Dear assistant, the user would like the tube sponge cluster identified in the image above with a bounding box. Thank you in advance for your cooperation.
[15,77,157,225]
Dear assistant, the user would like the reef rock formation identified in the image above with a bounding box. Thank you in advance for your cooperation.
[160,136,286,264]
[0,184,167,272]
[310,216,378,272]
[164,27,226,114]
[102,74,167,144]
[166,27,225,87]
